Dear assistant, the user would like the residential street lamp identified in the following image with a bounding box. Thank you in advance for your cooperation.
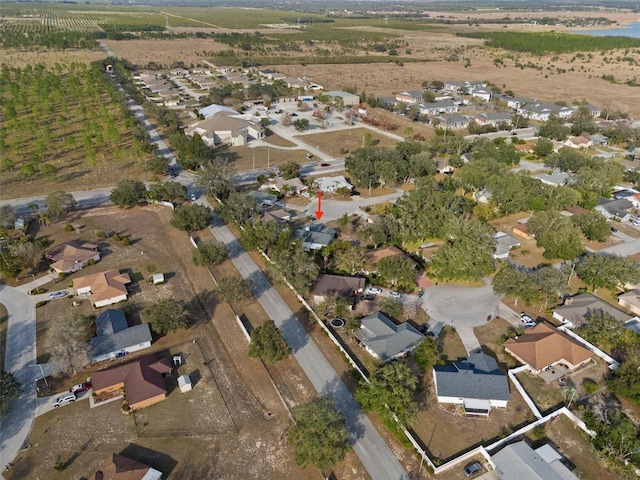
[29,363,48,388]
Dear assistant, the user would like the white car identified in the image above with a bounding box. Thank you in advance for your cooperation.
[365,287,382,295]
[520,313,536,327]
[189,193,197,201]
[388,291,402,299]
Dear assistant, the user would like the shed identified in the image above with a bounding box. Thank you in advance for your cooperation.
[178,374,192,393]
[152,273,165,285]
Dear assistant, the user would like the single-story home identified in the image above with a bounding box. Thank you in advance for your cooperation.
[324,90,360,107]
[493,232,521,260]
[91,354,173,411]
[91,453,162,480]
[504,322,594,373]
[418,99,458,116]
[534,170,570,187]
[363,245,416,275]
[354,312,424,362]
[295,223,336,250]
[248,191,278,208]
[432,352,510,415]
[564,135,593,149]
[595,197,632,221]
[262,208,291,225]
[561,206,589,217]
[497,96,538,110]
[47,241,101,274]
[435,113,469,130]
[553,293,634,328]
[185,112,264,147]
[313,175,353,193]
[512,223,535,240]
[89,309,152,363]
[470,88,494,102]
[269,177,308,196]
[474,112,512,127]
[198,103,238,119]
[443,80,486,94]
[618,289,640,316]
[588,133,608,146]
[73,269,132,308]
[311,274,365,304]
[395,90,423,104]
[491,441,578,480]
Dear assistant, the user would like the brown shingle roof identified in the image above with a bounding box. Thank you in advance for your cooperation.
[73,270,131,303]
[504,322,593,371]
[311,274,366,298]
[92,355,172,407]
[48,242,99,272]
[93,453,156,480]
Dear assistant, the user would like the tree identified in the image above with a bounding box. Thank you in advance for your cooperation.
[145,298,190,334]
[571,211,610,242]
[217,190,260,225]
[533,138,554,157]
[570,106,597,136]
[248,320,291,363]
[216,275,254,305]
[293,118,310,132]
[414,337,440,371]
[196,157,236,200]
[280,161,301,180]
[45,190,76,217]
[11,239,46,271]
[575,310,640,359]
[47,313,92,376]
[334,244,365,275]
[0,372,21,419]
[192,239,228,267]
[355,361,418,426]
[0,204,16,230]
[575,253,640,292]
[608,361,640,406]
[170,204,214,232]
[148,181,187,204]
[272,243,320,293]
[528,210,584,260]
[288,396,350,472]
[110,179,146,208]
[538,114,570,140]
[585,407,640,472]
[379,297,403,319]
[377,255,416,289]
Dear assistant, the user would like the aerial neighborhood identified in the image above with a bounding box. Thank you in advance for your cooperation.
[2,2,640,479]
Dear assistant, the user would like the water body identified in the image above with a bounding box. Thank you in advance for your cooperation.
[572,22,640,38]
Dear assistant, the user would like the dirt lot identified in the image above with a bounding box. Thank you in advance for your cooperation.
[297,127,400,158]
[8,204,357,480]
[515,370,565,414]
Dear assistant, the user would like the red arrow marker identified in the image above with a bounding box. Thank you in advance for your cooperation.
[315,191,324,221]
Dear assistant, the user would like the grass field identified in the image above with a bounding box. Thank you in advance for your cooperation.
[296,127,399,158]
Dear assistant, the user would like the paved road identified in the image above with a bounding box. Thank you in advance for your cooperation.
[204,209,408,479]
[422,279,502,354]
[0,285,37,472]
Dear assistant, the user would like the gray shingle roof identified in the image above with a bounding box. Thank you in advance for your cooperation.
[553,293,632,325]
[492,441,578,480]
[90,310,152,361]
[433,352,510,401]
[95,309,128,337]
[354,312,424,362]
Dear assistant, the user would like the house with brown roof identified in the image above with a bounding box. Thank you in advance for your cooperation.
[504,322,594,373]
[47,242,100,274]
[73,269,131,308]
[91,453,162,480]
[564,135,593,149]
[91,355,173,411]
[618,289,640,316]
[512,223,535,240]
[269,177,308,196]
[311,274,366,304]
[363,245,416,275]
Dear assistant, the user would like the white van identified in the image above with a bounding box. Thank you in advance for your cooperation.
[53,393,76,407]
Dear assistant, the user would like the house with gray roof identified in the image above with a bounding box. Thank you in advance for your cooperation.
[433,352,510,415]
[534,170,570,187]
[324,91,360,107]
[418,99,458,116]
[553,293,634,328]
[354,312,424,362]
[595,196,632,221]
[491,441,578,480]
[435,113,469,130]
[295,223,336,250]
[313,175,353,193]
[248,191,278,208]
[90,309,152,363]
[395,90,423,104]
[474,112,512,127]
[493,232,521,260]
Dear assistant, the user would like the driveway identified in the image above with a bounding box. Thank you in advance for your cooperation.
[204,208,408,480]
[422,279,502,354]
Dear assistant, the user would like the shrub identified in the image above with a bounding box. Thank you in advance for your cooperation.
[121,237,131,246]
[94,230,105,238]
[36,301,48,308]
[531,424,546,440]
[583,378,599,394]
[64,224,73,232]
[112,234,121,242]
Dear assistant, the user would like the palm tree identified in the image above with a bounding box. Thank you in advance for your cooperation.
[561,386,578,408]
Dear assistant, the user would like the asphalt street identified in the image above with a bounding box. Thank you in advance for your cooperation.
[205,209,408,480]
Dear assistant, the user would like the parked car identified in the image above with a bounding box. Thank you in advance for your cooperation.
[418,324,429,334]
[49,291,68,299]
[365,287,382,295]
[53,393,76,408]
[289,112,298,117]
[388,291,402,299]
[189,193,197,201]
[611,226,618,233]
[520,313,536,327]
[359,294,375,301]
[320,163,330,167]
[69,382,91,394]
[464,462,482,477]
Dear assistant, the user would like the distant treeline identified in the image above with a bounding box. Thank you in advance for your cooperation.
[457,31,640,54]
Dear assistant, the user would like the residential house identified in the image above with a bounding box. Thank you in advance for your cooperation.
[295,223,336,250]
[518,103,575,121]
[354,312,424,362]
[313,175,353,193]
[434,157,456,174]
[91,354,173,410]
[491,441,579,480]
[73,270,131,308]
[323,91,360,107]
[618,289,640,316]
[89,309,152,363]
[534,170,570,187]
[562,205,589,217]
[432,352,510,415]
[363,245,417,275]
[257,68,278,80]
[269,177,308,196]
[418,99,458,116]
[470,88,494,102]
[512,222,535,240]
[90,453,162,480]
[435,114,469,130]
[262,208,291,225]
[595,197,632,221]
[473,189,493,204]
[170,68,188,76]
[493,232,521,260]
[248,191,278,208]
[47,242,100,274]
[184,112,264,147]
[585,104,602,118]
[564,135,593,149]
[497,96,538,110]
[474,112,512,127]
[504,322,594,373]
[310,274,366,304]
[395,90,423,104]
[443,80,486,94]
[588,133,608,146]
[553,293,633,328]
[282,76,310,89]
[189,75,219,90]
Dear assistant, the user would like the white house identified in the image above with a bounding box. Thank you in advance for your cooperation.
[185,112,264,147]
[470,88,493,102]
[493,232,521,260]
[395,90,423,104]
[314,175,353,193]
[73,270,131,308]
[418,99,458,116]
